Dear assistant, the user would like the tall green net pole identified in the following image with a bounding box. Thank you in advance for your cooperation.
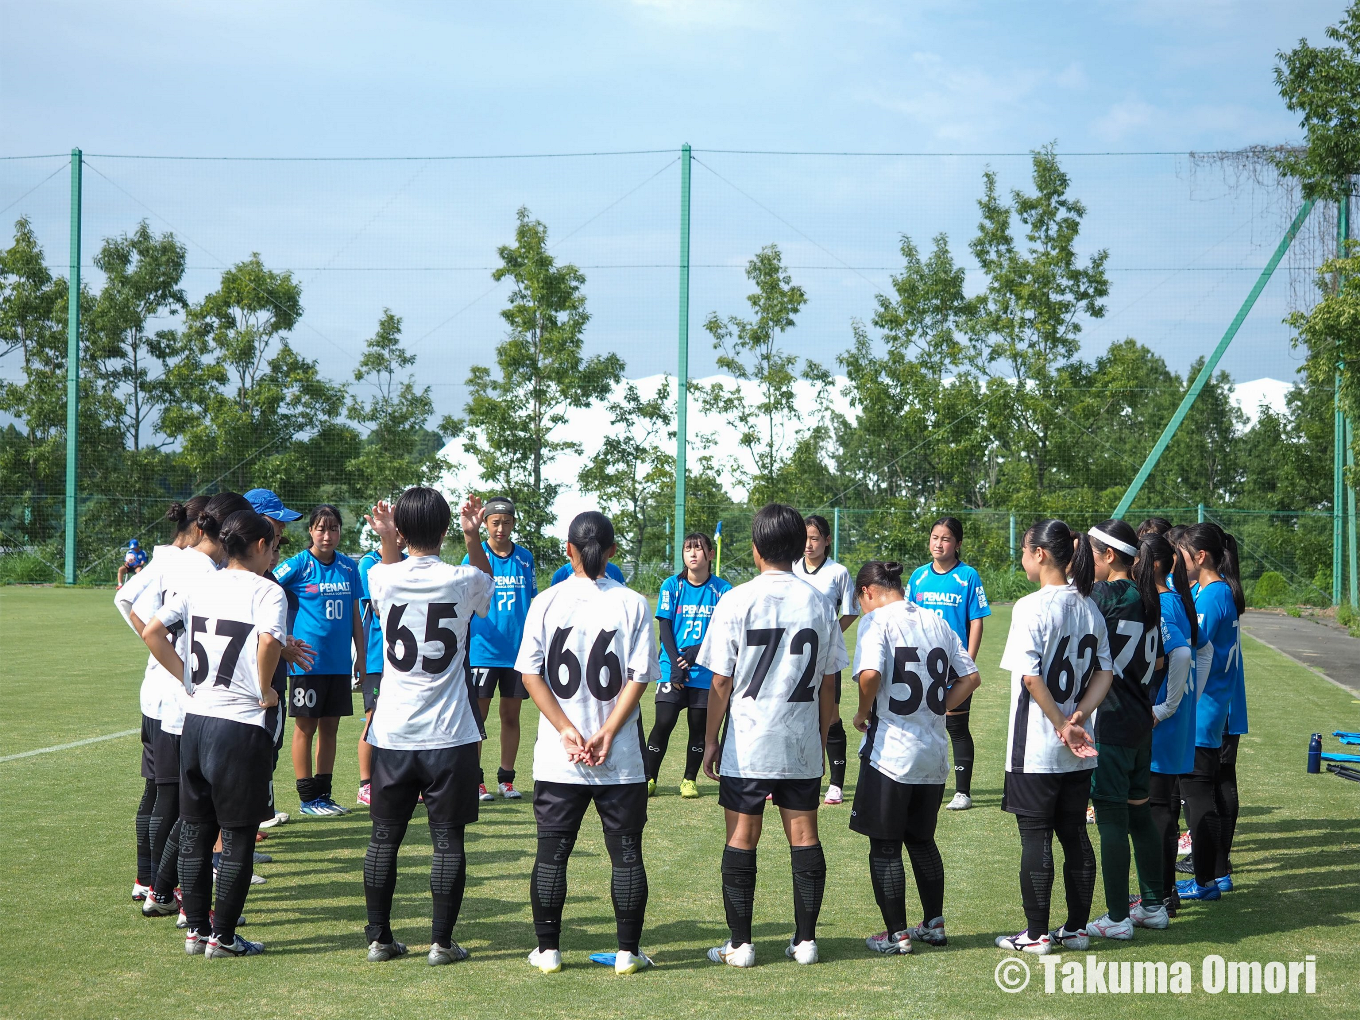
[64,148,82,585]
[672,144,692,572]
[1336,187,1350,605]
[1343,184,1356,606]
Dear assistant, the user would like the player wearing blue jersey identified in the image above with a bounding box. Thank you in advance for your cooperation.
[463,497,537,801]
[1172,523,1244,902]
[1208,524,1246,889]
[551,560,625,585]
[356,534,406,807]
[644,532,731,798]
[907,516,990,811]
[274,504,365,817]
[118,539,149,588]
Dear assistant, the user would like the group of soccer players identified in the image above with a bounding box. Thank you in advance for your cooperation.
[115,487,1246,970]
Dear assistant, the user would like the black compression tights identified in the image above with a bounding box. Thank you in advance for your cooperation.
[644,702,706,782]
[1016,813,1096,940]
[362,818,468,947]
[530,831,648,953]
[179,820,257,943]
[136,778,156,883]
[1148,772,1181,908]
[826,721,848,789]
[945,711,975,796]
[152,817,183,900]
[1215,736,1240,876]
[148,783,179,891]
[869,836,945,935]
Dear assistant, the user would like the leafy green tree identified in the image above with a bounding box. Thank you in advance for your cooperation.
[699,245,830,505]
[457,207,623,559]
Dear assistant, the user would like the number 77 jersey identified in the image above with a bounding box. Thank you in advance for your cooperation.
[696,571,849,780]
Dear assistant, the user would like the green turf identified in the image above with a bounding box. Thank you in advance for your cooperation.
[2,587,1358,1018]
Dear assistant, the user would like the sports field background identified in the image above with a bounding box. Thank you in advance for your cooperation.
[2,587,1358,1020]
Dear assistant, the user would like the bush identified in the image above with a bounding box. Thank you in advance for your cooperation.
[1337,602,1357,628]
[978,568,1037,603]
[1251,571,1291,606]
[0,550,63,585]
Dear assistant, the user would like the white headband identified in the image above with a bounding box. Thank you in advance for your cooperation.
[1088,527,1137,557]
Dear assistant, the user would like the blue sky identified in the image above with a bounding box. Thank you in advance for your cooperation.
[0,0,1347,419]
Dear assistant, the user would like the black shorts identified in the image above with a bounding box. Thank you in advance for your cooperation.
[472,666,528,700]
[288,674,354,718]
[718,775,822,815]
[654,681,709,708]
[1218,733,1240,769]
[533,780,648,837]
[1002,769,1092,821]
[849,764,944,842]
[832,671,842,705]
[371,743,480,827]
[152,724,181,785]
[179,713,275,829]
[1189,745,1221,782]
[362,672,382,714]
[140,714,160,780]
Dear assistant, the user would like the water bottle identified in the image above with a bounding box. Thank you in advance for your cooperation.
[1308,733,1322,774]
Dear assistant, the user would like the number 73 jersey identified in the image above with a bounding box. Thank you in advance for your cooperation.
[696,571,850,780]
[366,556,494,751]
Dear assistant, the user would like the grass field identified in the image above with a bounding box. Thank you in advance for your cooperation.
[3,587,1358,1019]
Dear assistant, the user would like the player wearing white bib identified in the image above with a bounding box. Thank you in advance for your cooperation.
[849,561,980,956]
[995,519,1113,956]
[354,489,494,964]
[515,512,660,976]
[143,509,285,959]
[699,504,849,969]
[116,495,206,902]
[793,514,858,805]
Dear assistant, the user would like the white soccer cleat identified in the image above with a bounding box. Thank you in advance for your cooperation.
[184,930,209,955]
[132,881,152,901]
[1086,913,1134,940]
[528,947,562,973]
[614,949,654,974]
[865,929,912,955]
[1051,925,1089,950]
[142,893,179,918]
[823,785,843,805]
[996,930,1052,955]
[499,781,523,800]
[478,783,495,803]
[908,915,948,946]
[1130,902,1170,929]
[429,942,469,966]
[786,939,818,964]
[945,793,972,811]
[249,873,266,885]
[259,811,289,829]
[707,940,756,968]
[204,934,265,959]
[367,939,409,962]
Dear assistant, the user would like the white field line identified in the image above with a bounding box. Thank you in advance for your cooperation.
[0,728,139,763]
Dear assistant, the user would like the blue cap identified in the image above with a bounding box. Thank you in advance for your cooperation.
[244,488,302,522]
[128,539,141,548]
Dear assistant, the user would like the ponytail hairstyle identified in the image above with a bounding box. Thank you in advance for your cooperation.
[219,510,275,564]
[1089,518,1160,631]
[568,511,616,580]
[197,492,251,541]
[1179,522,1246,614]
[1136,516,1172,538]
[855,560,905,596]
[167,495,211,537]
[930,515,964,544]
[1024,518,1095,597]
[1140,533,1197,645]
[804,514,831,539]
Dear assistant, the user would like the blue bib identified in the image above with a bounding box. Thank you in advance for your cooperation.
[907,561,990,647]
[1151,591,1196,774]
[656,573,732,689]
[465,543,536,668]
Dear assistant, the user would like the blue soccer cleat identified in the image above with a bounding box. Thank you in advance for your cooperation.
[1215,874,1234,893]
[1175,878,1221,901]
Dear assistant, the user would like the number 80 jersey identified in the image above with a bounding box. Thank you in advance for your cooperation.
[515,575,660,785]
[1000,584,1112,774]
[696,571,850,780]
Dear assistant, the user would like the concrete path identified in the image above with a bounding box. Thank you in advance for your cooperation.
[1242,610,1360,698]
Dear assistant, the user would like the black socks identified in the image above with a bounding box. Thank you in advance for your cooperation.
[644,701,682,782]
[178,820,213,935]
[721,845,757,947]
[429,824,467,947]
[135,778,156,884]
[945,712,975,796]
[148,782,179,890]
[869,839,908,934]
[790,843,827,944]
[826,722,847,788]
[152,818,182,900]
[904,838,945,925]
[684,707,706,782]
[531,833,576,951]
[296,776,317,803]
[604,832,648,954]
[363,815,411,944]
[496,767,515,787]
[213,826,258,942]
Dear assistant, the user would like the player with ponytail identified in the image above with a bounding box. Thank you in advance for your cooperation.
[1213,526,1247,884]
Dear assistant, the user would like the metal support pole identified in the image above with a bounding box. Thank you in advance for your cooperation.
[64,148,82,585]
[832,507,840,562]
[1009,513,1016,569]
[672,143,692,572]
[1348,419,1358,607]
[1336,383,1344,604]
[1114,200,1315,519]
[1198,503,1205,524]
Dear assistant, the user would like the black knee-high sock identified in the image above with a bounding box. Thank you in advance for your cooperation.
[429,823,467,947]
[790,843,826,943]
[315,772,334,802]
[363,815,410,944]
[945,712,975,796]
[1180,771,1221,887]
[1016,815,1055,940]
[826,721,847,788]
[1148,774,1180,907]
[213,826,257,942]
[685,707,706,782]
[721,845,757,947]
[1093,799,1131,921]
[531,833,576,951]
[904,837,946,924]
[1128,801,1164,906]
[868,839,908,935]
[136,778,156,883]
[153,818,183,900]
[644,701,681,781]
[1054,814,1096,932]
[178,819,216,935]
[604,832,648,953]
[148,782,179,890]
[1214,741,1239,876]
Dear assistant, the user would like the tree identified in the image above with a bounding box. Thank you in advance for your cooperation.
[457,207,623,559]
[968,146,1111,500]
[347,309,445,498]
[88,221,187,453]
[699,244,829,504]
[578,378,674,575]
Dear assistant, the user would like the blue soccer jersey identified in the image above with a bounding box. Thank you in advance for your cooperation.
[273,549,360,676]
[655,572,732,689]
[907,561,990,647]
[1191,581,1240,749]
[464,542,536,668]
[551,561,626,586]
[1226,638,1248,736]
[358,549,407,674]
[1152,590,1197,775]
